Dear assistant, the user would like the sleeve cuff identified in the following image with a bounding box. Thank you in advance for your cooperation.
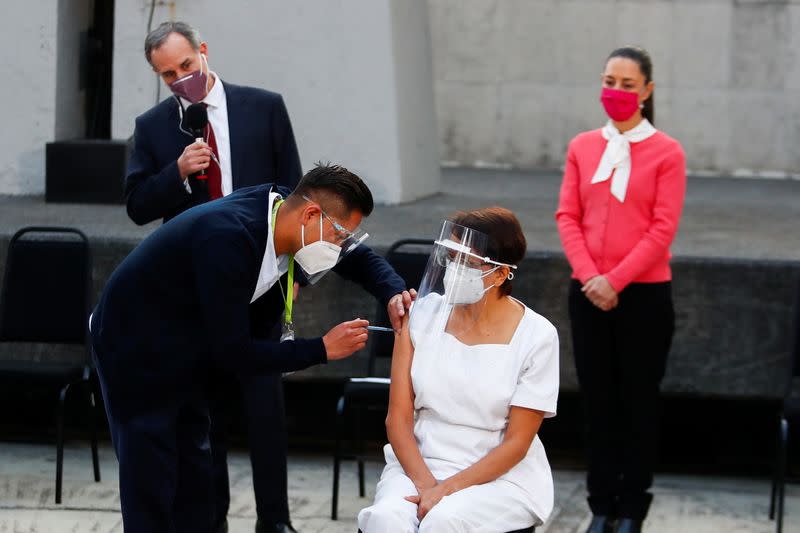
[308,337,328,365]
[577,270,600,285]
[509,395,557,418]
[604,272,626,293]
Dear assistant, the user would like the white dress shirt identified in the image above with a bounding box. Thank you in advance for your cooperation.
[180,71,234,196]
[251,191,290,303]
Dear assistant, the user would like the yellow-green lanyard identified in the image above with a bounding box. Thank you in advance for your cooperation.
[271,198,293,326]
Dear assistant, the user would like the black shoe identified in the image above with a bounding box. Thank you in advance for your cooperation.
[615,518,642,533]
[255,520,298,533]
[586,515,615,533]
[214,519,229,533]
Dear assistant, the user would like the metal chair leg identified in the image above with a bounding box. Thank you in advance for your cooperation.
[332,396,345,521]
[770,470,777,519]
[355,407,365,498]
[770,413,781,520]
[358,459,366,498]
[776,416,788,533]
[332,452,341,521]
[88,382,101,482]
[55,382,71,504]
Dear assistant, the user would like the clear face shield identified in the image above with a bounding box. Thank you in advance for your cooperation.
[293,195,369,284]
[409,220,515,341]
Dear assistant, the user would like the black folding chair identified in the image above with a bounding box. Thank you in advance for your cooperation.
[0,227,101,503]
[769,280,800,533]
[331,239,432,520]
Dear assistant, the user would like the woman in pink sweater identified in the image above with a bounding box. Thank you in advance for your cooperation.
[556,46,686,533]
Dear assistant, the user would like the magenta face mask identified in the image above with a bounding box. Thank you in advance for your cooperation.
[168,54,209,104]
[600,87,641,121]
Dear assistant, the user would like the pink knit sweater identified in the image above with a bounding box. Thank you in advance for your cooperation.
[555,128,686,292]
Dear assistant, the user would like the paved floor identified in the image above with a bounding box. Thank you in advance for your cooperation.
[1,442,797,532]
[1,168,799,260]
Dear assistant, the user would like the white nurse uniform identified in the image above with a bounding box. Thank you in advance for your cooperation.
[358,296,560,532]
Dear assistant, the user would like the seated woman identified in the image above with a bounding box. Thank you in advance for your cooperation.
[358,207,560,533]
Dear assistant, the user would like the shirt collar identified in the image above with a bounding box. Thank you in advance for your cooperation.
[202,72,225,108]
[251,190,289,303]
[266,190,282,267]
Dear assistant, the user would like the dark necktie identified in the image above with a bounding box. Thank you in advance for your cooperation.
[203,104,223,200]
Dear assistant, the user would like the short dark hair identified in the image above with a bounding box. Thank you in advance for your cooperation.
[607,46,655,124]
[292,163,374,217]
[144,21,201,65]
[450,207,526,296]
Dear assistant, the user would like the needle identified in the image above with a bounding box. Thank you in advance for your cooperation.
[367,325,396,333]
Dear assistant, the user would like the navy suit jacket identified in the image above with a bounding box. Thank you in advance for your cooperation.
[125,81,302,225]
[92,184,405,421]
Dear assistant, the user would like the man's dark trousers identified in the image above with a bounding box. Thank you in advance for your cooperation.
[93,347,215,533]
[210,369,290,524]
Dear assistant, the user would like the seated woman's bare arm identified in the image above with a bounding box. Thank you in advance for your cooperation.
[443,406,544,492]
[385,314,437,491]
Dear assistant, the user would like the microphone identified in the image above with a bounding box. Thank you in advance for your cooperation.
[184,103,208,177]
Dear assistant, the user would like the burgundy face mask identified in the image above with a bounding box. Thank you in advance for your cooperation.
[169,54,208,104]
[600,87,641,121]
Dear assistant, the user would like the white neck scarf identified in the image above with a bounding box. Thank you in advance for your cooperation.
[590,119,657,202]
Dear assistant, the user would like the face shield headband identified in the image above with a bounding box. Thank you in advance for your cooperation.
[433,238,518,273]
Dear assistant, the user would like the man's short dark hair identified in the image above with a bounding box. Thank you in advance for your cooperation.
[293,163,374,217]
[144,21,201,65]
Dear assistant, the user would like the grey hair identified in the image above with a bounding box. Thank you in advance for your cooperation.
[144,21,201,64]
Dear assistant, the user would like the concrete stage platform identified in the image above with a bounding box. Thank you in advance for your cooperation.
[0,168,798,398]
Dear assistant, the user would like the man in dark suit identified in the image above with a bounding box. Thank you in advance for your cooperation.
[124,21,303,533]
[91,165,412,533]
[127,21,301,224]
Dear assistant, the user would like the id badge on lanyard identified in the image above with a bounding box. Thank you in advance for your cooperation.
[272,197,295,343]
[280,321,295,342]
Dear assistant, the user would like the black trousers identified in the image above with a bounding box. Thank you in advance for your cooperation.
[568,280,674,520]
[94,349,215,533]
[209,371,289,526]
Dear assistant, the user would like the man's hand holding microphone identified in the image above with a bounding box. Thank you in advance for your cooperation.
[179,103,213,182]
[177,140,213,181]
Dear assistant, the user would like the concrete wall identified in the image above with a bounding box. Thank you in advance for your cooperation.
[0,0,92,196]
[1,233,795,399]
[0,2,58,195]
[390,1,442,203]
[55,0,92,141]
[111,0,440,204]
[429,0,800,174]
[3,0,796,195]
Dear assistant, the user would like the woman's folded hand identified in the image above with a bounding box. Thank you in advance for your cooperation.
[405,481,451,520]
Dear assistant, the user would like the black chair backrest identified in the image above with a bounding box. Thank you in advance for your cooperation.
[0,227,91,347]
[368,239,433,375]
